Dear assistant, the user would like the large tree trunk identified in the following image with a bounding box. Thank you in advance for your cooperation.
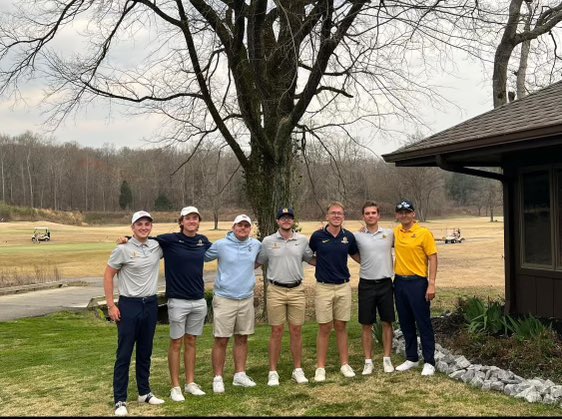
[493,0,523,108]
[245,136,294,318]
[516,2,533,100]
[245,134,295,240]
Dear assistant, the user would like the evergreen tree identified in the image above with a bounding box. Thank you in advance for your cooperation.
[119,180,132,210]
[154,193,173,211]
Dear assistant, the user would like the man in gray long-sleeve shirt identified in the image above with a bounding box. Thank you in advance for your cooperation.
[256,207,315,387]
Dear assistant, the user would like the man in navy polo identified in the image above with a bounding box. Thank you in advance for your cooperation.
[309,201,359,382]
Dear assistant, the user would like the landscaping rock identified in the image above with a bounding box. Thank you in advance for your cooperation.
[392,327,562,410]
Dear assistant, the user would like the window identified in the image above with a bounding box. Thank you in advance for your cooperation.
[558,169,562,268]
[521,170,552,266]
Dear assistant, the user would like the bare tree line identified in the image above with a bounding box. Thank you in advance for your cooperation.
[0,131,501,222]
[2,0,549,237]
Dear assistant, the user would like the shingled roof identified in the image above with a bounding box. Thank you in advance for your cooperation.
[383,80,562,167]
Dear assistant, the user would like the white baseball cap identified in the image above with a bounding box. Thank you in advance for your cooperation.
[180,206,201,218]
[233,214,252,226]
[131,210,153,224]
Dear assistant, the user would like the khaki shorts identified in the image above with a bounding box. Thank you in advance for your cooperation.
[315,282,352,323]
[212,295,255,337]
[267,283,306,326]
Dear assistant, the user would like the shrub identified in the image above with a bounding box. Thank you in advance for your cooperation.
[456,296,511,336]
[154,193,174,211]
[469,299,511,336]
[457,296,486,323]
[506,313,555,343]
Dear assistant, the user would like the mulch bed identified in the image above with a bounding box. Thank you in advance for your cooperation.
[432,313,562,384]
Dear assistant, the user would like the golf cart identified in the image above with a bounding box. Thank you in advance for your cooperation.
[444,228,464,244]
[32,227,51,243]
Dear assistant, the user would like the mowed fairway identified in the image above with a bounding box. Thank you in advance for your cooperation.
[0,221,228,281]
[0,216,505,294]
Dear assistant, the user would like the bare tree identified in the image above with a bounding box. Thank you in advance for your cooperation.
[1,1,500,234]
[0,135,7,203]
[493,0,562,107]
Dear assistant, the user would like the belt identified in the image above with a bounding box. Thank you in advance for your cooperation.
[119,295,157,302]
[269,280,302,289]
[361,277,391,283]
[317,279,349,285]
[394,275,426,280]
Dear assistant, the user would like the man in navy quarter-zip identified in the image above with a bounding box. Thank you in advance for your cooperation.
[155,206,211,401]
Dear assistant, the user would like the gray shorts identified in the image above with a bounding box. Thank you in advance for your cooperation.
[167,298,208,339]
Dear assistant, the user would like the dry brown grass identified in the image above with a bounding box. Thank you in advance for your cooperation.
[297,215,505,291]
[0,216,505,293]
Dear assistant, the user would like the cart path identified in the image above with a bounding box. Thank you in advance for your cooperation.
[0,273,219,322]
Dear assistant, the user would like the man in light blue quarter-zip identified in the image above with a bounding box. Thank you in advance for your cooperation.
[204,214,262,394]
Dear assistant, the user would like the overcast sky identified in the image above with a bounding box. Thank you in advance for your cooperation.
[0,2,494,156]
[0,64,493,156]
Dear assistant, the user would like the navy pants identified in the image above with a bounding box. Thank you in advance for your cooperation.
[113,295,158,404]
[393,276,435,366]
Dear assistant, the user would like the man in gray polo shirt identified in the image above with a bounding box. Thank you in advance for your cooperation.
[354,201,395,375]
[104,210,165,417]
[256,207,314,387]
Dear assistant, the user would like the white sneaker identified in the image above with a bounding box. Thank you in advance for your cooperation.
[362,361,374,375]
[185,382,206,396]
[395,360,419,372]
[314,367,326,382]
[233,372,257,387]
[292,368,309,384]
[340,364,355,378]
[114,401,128,416]
[170,387,185,402]
[267,371,280,386]
[383,357,394,373]
[213,376,225,394]
[421,363,436,376]
[137,392,164,405]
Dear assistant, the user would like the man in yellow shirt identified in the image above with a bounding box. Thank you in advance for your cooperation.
[393,200,438,377]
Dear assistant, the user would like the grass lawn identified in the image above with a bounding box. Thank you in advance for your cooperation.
[2,215,546,415]
[1,308,561,416]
